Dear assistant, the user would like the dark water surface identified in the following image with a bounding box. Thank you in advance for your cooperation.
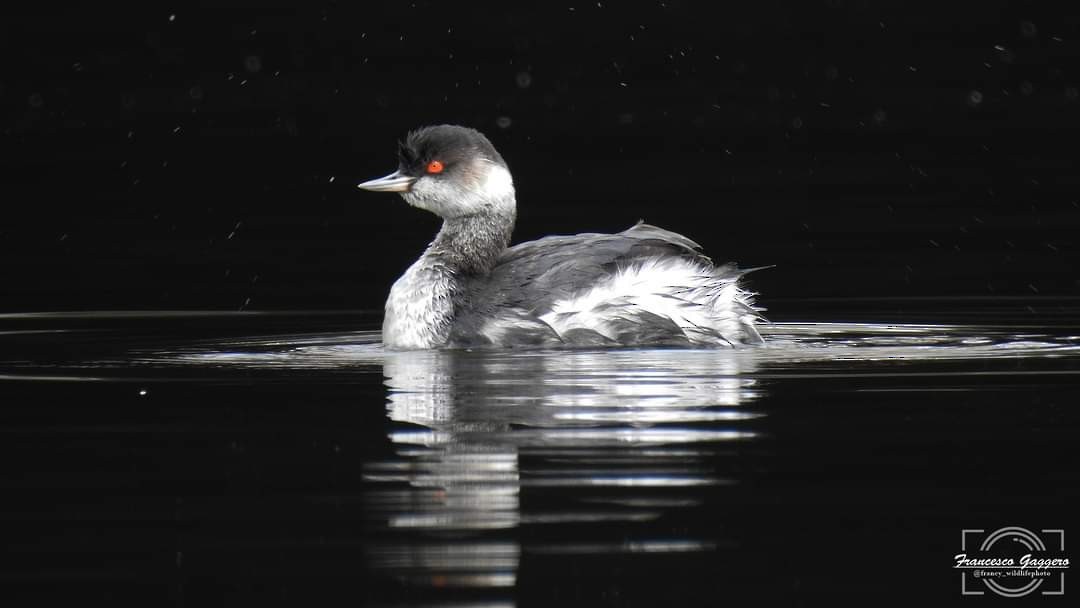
[2,303,1078,606]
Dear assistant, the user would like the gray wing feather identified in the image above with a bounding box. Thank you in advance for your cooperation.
[450,221,766,347]
[470,222,714,315]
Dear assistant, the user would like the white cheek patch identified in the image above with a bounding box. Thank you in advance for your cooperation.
[479,163,514,201]
[402,161,515,218]
[403,178,462,215]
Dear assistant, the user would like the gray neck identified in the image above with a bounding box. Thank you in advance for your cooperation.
[426,207,516,276]
[382,191,516,350]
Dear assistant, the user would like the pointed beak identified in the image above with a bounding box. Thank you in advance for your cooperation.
[357,170,416,192]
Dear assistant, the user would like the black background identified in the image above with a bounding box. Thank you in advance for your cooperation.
[2,1,1078,316]
[2,4,1079,606]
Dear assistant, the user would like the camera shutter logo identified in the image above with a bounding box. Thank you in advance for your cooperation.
[956,527,1068,597]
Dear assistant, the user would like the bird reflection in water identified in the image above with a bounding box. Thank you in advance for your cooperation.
[363,347,763,597]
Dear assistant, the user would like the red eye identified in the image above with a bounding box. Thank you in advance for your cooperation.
[426,160,444,174]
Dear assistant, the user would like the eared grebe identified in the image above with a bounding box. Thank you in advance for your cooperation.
[358,124,763,350]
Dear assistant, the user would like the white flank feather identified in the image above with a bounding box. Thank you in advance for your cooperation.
[538,257,756,345]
